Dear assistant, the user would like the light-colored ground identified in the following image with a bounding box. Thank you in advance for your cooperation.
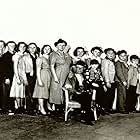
[0,112,140,140]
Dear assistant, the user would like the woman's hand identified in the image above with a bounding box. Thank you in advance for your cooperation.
[38,81,44,87]
[54,77,59,84]
[106,82,111,88]
[123,81,127,87]
[17,79,21,85]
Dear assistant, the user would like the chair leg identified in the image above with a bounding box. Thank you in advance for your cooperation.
[94,107,97,121]
[65,104,69,122]
[65,111,68,122]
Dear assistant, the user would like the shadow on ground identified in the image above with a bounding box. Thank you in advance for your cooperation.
[0,112,140,140]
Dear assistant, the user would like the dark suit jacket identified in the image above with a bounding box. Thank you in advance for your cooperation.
[2,52,14,82]
[67,74,84,94]
[0,56,4,84]
[115,60,128,83]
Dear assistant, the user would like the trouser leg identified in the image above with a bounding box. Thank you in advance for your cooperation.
[117,82,127,112]
[25,75,36,113]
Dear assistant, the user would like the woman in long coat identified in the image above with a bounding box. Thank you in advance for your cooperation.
[49,39,72,110]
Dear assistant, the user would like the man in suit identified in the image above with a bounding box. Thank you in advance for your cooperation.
[2,41,16,114]
[65,61,94,125]
[0,40,6,113]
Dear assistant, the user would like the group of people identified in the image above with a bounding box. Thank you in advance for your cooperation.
[0,39,140,125]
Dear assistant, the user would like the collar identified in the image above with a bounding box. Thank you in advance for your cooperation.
[118,59,128,67]
[105,57,115,62]
[130,63,138,68]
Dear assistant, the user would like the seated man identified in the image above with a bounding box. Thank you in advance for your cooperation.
[64,60,94,125]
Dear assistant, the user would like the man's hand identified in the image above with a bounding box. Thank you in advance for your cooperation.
[5,79,10,84]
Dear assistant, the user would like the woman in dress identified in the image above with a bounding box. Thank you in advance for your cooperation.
[90,46,103,64]
[10,42,27,113]
[33,45,52,115]
[73,47,89,63]
[49,39,72,111]
[72,47,90,71]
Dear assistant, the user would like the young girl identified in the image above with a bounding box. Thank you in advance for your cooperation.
[10,42,27,113]
[84,59,107,116]
[33,45,52,115]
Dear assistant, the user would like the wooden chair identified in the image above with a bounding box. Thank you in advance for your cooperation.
[62,87,81,122]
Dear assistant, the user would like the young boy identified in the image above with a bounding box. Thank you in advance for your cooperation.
[115,50,129,114]
[126,55,139,112]
[101,48,116,113]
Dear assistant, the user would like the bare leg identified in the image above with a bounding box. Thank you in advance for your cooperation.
[38,99,46,115]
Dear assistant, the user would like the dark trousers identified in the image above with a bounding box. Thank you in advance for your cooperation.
[117,82,127,112]
[126,85,137,112]
[72,91,93,122]
[0,84,3,109]
[25,74,36,112]
[96,86,106,108]
[1,82,15,112]
[105,83,116,111]
[81,92,93,122]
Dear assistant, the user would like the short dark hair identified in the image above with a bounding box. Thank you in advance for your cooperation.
[104,48,116,54]
[6,41,16,46]
[28,42,37,48]
[14,42,27,52]
[54,39,67,47]
[0,40,6,47]
[90,59,99,65]
[76,60,86,66]
[91,46,103,54]
[117,50,127,56]
[130,55,139,61]
[73,47,86,56]
[76,60,88,70]
[41,45,52,55]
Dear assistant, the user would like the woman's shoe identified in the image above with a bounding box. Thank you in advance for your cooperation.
[48,106,54,111]
[52,104,55,111]
[40,109,47,115]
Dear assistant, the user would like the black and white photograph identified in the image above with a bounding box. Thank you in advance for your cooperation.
[0,0,140,139]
